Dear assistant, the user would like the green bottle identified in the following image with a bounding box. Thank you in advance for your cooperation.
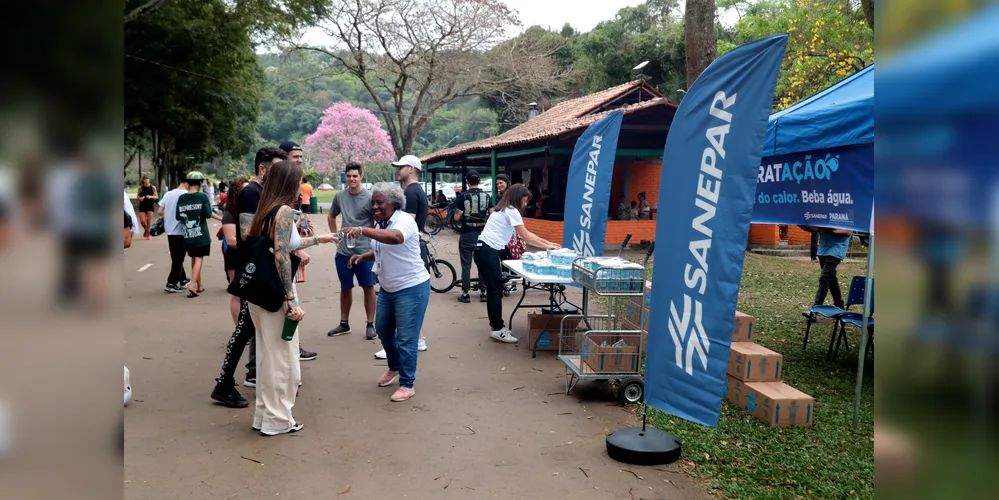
[281,316,298,341]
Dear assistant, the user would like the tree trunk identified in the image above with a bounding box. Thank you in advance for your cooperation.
[684,0,718,89]
[860,0,874,30]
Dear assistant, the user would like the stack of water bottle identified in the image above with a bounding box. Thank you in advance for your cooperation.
[571,256,645,294]
[521,248,579,279]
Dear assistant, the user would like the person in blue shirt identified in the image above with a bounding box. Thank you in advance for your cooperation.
[801,226,853,309]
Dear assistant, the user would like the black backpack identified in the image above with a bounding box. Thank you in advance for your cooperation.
[226,206,301,312]
[461,190,491,229]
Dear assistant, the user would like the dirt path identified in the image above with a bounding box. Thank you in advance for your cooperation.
[124,215,710,500]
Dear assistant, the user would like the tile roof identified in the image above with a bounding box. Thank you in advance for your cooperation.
[422,80,676,163]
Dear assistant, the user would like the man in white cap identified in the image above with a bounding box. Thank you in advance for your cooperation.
[393,155,428,232]
[373,155,429,359]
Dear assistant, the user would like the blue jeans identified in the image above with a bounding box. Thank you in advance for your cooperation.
[375,280,430,389]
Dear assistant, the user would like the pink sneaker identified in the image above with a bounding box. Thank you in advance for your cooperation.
[377,370,399,387]
[390,387,415,402]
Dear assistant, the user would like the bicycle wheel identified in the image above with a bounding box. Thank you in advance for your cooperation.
[449,215,461,232]
[426,212,443,235]
[429,258,457,293]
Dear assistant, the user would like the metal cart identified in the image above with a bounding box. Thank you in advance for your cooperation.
[557,241,653,405]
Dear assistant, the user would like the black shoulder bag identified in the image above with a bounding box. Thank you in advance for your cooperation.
[227,206,301,312]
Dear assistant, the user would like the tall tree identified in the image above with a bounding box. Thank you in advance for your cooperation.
[303,102,394,176]
[293,0,564,157]
[570,4,685,98]
[683,0,717,88]
[480,26,573,125]
[125,0,264,184]
[723,0,873,110]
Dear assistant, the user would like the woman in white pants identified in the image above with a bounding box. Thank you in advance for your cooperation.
[246,160,338,435]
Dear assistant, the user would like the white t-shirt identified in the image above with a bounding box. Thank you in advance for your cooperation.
[478,207,524,250]
[373,210,430,293]
[158,188,187,236]
[124,190,141,235]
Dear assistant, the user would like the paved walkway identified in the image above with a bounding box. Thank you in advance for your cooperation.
[124,214,709,499]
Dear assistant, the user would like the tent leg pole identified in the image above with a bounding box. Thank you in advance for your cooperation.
[853,234,874,430]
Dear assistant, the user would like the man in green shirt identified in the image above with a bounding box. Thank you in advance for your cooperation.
[176,171,219,297]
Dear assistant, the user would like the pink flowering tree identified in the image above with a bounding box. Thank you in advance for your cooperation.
[304,102,394,176]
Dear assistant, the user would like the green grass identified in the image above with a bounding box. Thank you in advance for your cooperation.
[616,253,874,499]
[313,189,336,204]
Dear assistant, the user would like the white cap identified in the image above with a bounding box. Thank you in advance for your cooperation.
[392,155,422,171]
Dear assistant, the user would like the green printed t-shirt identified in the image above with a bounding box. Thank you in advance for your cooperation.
[177,191,212,249]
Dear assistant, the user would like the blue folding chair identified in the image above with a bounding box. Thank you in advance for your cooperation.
[802,276,867,352]
[830,282,874,361]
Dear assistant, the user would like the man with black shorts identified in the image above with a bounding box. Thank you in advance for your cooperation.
[326,162,377,340]
[211,147,287,408]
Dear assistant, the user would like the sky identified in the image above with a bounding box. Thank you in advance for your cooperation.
[501,0,648,33]
[296,0,740,49]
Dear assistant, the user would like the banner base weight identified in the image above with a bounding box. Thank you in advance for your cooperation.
[605,426,681,465]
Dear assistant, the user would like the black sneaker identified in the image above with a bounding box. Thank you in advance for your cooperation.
[180,279,191,288]
[299,347,317,361]
[211,383,249,408]
[164,284,183,293]
[480,293,488,303]
[243,374,256,388]
[365,324,378,340]
[457,294,471,303]
[327,323,351,337]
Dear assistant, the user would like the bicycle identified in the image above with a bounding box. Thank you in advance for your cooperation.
[423,235,457,293]
[426,201,460,235]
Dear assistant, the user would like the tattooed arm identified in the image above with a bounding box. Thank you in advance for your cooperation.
[273,207,299,307]
[238,213,253,243]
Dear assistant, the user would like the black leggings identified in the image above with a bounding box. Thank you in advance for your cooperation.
[215,300,256,385]
[473,243,505,331]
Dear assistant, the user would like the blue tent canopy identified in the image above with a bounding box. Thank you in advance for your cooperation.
[763,65,873,157]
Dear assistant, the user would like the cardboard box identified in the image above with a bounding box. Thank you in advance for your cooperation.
[726,376,814,427]
[526,328,560,351]
[732,311,755,342]
[743,381,814,427]
[527,312,580,331]
[725,374,748,406]
[623,298,648,330]
[727,342,783,382]
[582,334,640,373]
[525,313,580,351]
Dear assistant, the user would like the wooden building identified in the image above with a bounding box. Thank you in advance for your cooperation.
[422,80,791,247]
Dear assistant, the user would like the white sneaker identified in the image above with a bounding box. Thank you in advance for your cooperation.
[490,329,518,344]
[375,340,426,358]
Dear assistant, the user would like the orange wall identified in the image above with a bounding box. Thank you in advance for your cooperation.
[749,224,780,245]
[786,225,812,245]
[610,163,626,210]
[523,218,656,249]
[628,161,661,208]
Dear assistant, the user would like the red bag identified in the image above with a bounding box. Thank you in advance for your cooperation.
[506,233,527,260]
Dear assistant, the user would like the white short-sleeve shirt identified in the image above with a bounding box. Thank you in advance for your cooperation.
[373,210,430,293]
[478,207,524,250]
[158,188,187,236]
